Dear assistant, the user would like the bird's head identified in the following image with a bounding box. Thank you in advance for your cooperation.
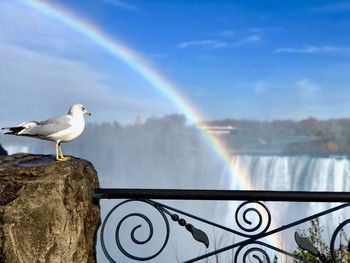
[69,104,91,116]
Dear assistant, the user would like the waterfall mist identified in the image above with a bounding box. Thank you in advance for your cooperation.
[1,115,226,262]
[1,115,350,262]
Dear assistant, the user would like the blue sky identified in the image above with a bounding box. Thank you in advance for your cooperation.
[1,0,350,124]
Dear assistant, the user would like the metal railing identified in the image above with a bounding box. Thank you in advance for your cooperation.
[92,189,350,263]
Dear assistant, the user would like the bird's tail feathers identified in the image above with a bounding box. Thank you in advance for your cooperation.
[2,126,25,135]
[2,121,39,135]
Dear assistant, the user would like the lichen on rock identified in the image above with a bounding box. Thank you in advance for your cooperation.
[0,154,100,263]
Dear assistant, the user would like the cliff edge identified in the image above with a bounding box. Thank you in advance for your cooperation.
[0,154,100,263]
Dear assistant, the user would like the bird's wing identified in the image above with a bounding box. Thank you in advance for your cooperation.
[24,115,72,136]
[39,115,71,125]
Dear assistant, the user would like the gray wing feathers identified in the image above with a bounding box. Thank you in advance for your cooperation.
[22,115,72,136]
[40,115,71,125]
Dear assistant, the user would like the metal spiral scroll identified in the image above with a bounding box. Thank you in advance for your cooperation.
[234,243,271,263]
[100,200,170,262]
[235,201,271,236]
[330,219,350,262]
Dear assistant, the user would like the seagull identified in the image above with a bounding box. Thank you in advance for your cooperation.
[2,104,91,161]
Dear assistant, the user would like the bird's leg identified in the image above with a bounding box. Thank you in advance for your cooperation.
[55,142,61,161]
[58,142,70,161]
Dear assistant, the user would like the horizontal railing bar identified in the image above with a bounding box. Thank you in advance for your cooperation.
[92,188,350,202]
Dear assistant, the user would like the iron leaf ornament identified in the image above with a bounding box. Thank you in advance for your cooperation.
[186,224,210,248]
[294,232,330,262]
[168,211,210,248]
[294,232,320,256]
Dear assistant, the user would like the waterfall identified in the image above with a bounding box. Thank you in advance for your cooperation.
[224,154,350,191]
[220,154,350,259]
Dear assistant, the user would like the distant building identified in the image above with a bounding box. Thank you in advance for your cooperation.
[258,138,267,144]
[134,115,144,126]
[199,125,237,135]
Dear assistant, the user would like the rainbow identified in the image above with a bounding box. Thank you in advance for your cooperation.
[24,0,255,190]
[24,0,284,254]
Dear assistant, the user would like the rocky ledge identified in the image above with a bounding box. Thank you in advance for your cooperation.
[0,154,100,263]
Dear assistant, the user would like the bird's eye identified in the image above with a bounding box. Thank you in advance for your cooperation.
[82,107,85,111]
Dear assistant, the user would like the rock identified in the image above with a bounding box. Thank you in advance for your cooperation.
[0,154,100,263]
[0,144,7,156]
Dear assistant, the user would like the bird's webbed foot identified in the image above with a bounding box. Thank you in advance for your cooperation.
[57,156,70,161]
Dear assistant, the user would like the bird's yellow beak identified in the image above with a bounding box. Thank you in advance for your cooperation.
[83,110,91,116]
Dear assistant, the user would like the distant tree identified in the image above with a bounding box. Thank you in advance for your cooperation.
[325,141,338,152]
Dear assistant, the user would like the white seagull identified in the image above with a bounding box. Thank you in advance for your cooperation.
[2,104,91,161]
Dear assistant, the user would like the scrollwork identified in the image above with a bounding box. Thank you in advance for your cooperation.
[100,200,170,262]
[235,201,271,236]
[234,243,271,263]
[330,219,350,262]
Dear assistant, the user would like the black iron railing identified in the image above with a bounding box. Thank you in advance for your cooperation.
[92,189,350,263]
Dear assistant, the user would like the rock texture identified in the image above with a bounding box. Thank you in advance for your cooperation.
[0,144,7,156]
[0,154,100,263]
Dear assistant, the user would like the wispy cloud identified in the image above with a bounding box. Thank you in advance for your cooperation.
[0,1,98,54]
[101,0,139,12]
[178,35,260,49]
[0,43,171,124]
[311,2,350,12]
[248,78,327,119]
[254,80,270,94]
[0,1,174,124]
[233,35,261,47]
[178,39,226,49]
[249,26,283,33]
[149,53,168,59]
[274,46,348,54]
[213,30,235,37]
[295,79,320,97]
[0,43,117,122]
[252,78,321,97]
